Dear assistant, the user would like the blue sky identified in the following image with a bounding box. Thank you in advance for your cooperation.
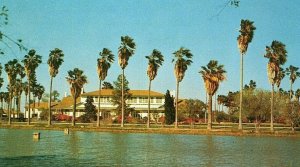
[1,0,300,102]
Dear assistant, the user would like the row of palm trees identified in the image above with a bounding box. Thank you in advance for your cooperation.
[1,19,298,131]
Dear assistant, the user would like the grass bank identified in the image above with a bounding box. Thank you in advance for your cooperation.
[0,121,299,137]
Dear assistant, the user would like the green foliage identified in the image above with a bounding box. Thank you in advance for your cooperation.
[178,99,206,121]
[111,74,132,115]
[97,48,114,81]
[172,47,193,82]
[102,81,113,89]
[164,90,175,125]
[80,96,97,123]
[48,48,64,78]
[66,68,88,98]
[42,90,60,102]
[118,36,136,69]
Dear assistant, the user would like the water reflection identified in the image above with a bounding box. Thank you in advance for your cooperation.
[0,129,300,166]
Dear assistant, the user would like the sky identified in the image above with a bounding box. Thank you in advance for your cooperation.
[1,0,300,102]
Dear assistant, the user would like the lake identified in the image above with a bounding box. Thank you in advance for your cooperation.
[0,128,299,166]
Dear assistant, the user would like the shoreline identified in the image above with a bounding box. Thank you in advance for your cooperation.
[1,123,299,137]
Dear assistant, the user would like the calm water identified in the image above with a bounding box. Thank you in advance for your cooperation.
[0,128,299,167]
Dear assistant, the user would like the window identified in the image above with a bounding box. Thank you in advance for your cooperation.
[151,97,155,103]
[128,97,137,104]
[139,97,148,103]
[156,98,162,103]
[100,97,109,103]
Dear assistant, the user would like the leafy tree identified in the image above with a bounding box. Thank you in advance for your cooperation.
[237,19,256,130]
[172,47,193,128]
[97,48,114,127]
[80,96,97,123]
[102,81,113,89]
[264,40,287,131]
[22,49,42,125]
[200,60,226,130]
[66,68,88,126]
[118,35,136,127]
[164,90,175,125]
[111,74,132,117]
[47,48,64,125]
[145,49,164,128]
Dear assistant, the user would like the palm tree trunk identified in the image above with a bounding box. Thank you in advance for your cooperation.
[27,82,31,125]
[24,95,27,122]
[48,77,53,126]
[18,95,21,119]
[121,69,124,128]
[97,79,101,127]
[270,84,274,132]
[239,54,243,130]
[8,92,11,125]
[290,81,293,100]
[0,100,3,121]
[147,80,152,128]
[175,81,179,128]
[72,95,76,126]
[205,93,207,124]
[214,93,217,122]
[207,94,212,130]
[13,97,16,119]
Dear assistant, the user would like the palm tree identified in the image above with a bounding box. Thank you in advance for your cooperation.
[97,48,114,127]
[12,79,23,119]
[237,19,256,130]
[47,48,64,125]
[286,65,300,100]
[172,47,193,128]
[200,60,226,130]
[22,49,42,125]
[295,89,300,102]
[146,49,164,128]
[118,36,136,127]
[5,59,23,124]
[33,84,45,106]
[66,68,87,126]
[264,40,287,132]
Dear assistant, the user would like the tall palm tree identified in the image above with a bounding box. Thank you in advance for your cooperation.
[295,89,300,102]
[264,40,287,132]
[146,49,164,128]
[66,68,87,126]
[22,49,42,125]
[118,36,136,127]
[237,19,256,130]
[97,48,114,127]
[47,48,64,125]
[5,59,23,124]
[172,47,193,128]
[286,65,300,100]
[200,60,226,130]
